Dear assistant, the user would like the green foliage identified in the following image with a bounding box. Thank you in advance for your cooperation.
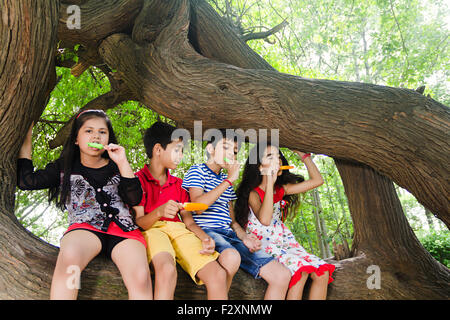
[209,0,450,105]
[417,230,450,267]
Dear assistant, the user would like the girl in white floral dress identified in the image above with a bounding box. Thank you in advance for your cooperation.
[235,143,335,300]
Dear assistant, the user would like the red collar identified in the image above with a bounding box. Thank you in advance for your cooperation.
[142,164,177,186]
[255,185,285,203]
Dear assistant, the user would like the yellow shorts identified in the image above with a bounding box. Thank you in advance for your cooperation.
[142,220,220,285]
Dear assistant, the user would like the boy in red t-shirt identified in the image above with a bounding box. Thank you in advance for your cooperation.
[133,122,227,299]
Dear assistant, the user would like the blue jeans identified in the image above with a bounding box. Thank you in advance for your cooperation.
[203,227,274,279]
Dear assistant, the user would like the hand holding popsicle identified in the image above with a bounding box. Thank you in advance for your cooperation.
[223,157,240,183]
[159,200,184,219]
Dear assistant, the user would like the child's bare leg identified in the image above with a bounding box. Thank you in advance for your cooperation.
[150,251,177,299]
[50,230,101,300]
[111,239,153,300]
[308,271,329,300]
[196,260,228,300]
[286,272,309,300]
[217,248,241,291]
[258,260,291,300]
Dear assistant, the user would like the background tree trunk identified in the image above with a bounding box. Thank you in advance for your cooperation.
[311,189,331,259]
[332,159,450,299]
[0,0,448,300]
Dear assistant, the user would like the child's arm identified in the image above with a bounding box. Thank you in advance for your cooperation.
[248,190,273,227]
[229,202,261,253]
[188,183,230,212]
[19,124,33,159]
[181,210,215,255]
[249,169,278,226]
[283,151,324,195]
[187,162,240,210]
[17,123,61,190]
[134,205,161,230]
[134,200,184,231]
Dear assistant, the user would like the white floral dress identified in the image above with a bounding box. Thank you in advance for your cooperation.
[246,186,335,287]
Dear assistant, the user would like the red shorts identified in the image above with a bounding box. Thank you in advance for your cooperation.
[65,222,146,249]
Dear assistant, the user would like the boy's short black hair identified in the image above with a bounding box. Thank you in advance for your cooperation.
[204,128,242,158]
[144,121,182,159]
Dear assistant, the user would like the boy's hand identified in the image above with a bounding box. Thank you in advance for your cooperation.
[199,237,215,255]
[243,233,262,253]
[224,161,240,183]
[158,200,184,220]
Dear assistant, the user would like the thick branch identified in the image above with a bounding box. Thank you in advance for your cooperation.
[99,25,450,225]
[48,85,133,149]
[189,0,275,70]
[58,0,143,48]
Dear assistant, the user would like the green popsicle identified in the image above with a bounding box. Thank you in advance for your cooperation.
[224,157,231,163]
[87,142,104,149]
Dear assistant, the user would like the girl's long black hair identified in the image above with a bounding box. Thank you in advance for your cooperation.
[49,110,118,210]
[235,142,304,229]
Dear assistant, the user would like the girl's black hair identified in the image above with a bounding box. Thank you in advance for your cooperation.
[234,142,304,229]
[49,109,118,210]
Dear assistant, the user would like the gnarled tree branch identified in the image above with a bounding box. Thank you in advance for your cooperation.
[98,1,449,225]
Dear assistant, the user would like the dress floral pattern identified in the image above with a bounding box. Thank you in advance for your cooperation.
[246,186,335,287]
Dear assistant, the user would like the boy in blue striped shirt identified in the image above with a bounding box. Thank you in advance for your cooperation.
[182,129,291,299]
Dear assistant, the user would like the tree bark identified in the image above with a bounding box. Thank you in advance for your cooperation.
[0,0,60,299]
[0,0,449,300]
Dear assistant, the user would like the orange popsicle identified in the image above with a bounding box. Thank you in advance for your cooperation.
[279,165,294,170]
[183,202,208,212]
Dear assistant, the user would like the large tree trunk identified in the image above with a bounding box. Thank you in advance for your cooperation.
[331,160,450,299]
[0,0,448,300]
[0,0,60,299]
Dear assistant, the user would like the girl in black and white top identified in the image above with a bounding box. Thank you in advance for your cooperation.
[17,110,152,299]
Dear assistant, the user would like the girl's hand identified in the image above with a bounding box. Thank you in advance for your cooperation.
[243,233,262,253]
[104,143,128,165]
[293,150,307,158]
[104,143,135,178]
[199,237,216,255]
[261,164,279,185]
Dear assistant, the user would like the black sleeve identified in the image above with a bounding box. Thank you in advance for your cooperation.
[17,158,61,190]
[118,176,143,206]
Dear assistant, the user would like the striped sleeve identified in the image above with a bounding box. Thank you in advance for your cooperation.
[181,165,206,191]
[228,186,238,201]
